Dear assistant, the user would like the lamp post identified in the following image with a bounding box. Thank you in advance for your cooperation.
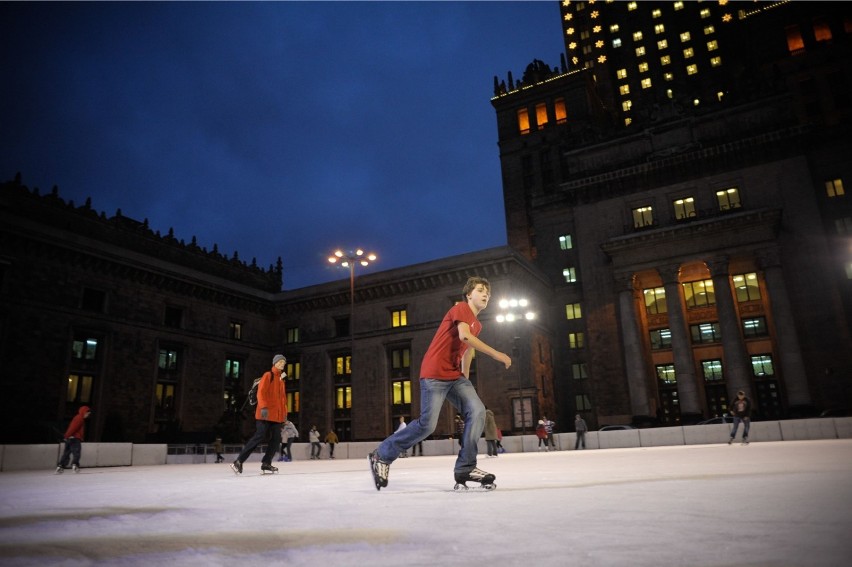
[496,298,535,445]
[327,248,377,364]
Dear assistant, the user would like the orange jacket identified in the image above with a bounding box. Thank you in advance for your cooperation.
[255,366,287,423]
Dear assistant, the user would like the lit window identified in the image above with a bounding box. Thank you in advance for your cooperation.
[616,68,628,79]
[683,280,716,309]
[785,25,804,53]
[536,103,548,130]
[644,287,667,315]
[391,308,408,328]
[658,39,668,50]
[733,273,761,302]
[700,8,711,19]
[624,117,632,126]
[517,108,530,135]
[673,197,696,219]
[650,328,672,350]
[687,64,698,75]
[710,56,722,68]
[702,360,723,381]
[665,74,674,82]
[717,91,725,102]
[636,46,646,57]
[673,1,684,11]
[627,1,637,10]
[655,24,665,35]
[826,178,845,197]
[813,18,832,42]
[638,62,649,73]
[286,327,300,344]
[568,332,584,349]
[742,317,768,338]
[684,47,695,59]
[555,98,567,123]
[620,84,631,95]
[707,40,719,51]
[632,206,654,228]
[609,24,620,33]
[704,25,715,35]
[622,100,632,112]
[661,55,671,66]
[563,267,578,283]
[633,31,643,41]
[751,355,774,377]
[680,31,691,43]
[572,363,588,380]
[641,78,652,89]
[335,385,352,409]
[716,187,741,210]
[657,364,676,384]
[576,394,592,411]
[566,303,583,320]
[652,8,661,18]
[392,380,410,405]
[559,234,574,250]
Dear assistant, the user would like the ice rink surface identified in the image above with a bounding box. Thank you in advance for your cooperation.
[1,440,851,566]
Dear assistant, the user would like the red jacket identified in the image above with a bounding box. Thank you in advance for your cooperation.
[256,366,287,423]
[64,406,90,440]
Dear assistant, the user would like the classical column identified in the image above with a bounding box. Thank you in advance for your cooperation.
[756,247,812,407]
[615,272,650,417]
[657,263,702,421]
[706,256,753,399]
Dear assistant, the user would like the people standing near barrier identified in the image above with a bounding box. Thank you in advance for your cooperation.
[542,415,556,450]
[56,406,92,474]
[325,429,339,459]
[574,414,588,450]
[496,429,505,453]
[279,420,298,462]
[231,355,287,475]
[484,407,499,457]
[728,390,752,445]
[212,436,224,463]
[536,419,548,450]
[309,425,322,459]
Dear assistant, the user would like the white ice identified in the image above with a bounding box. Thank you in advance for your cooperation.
[1,440,851,567]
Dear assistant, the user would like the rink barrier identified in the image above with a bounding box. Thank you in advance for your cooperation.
[2,417,850,471]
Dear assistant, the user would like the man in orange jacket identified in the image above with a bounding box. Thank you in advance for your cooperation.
[56,405,92,474]
[231,354,288,475]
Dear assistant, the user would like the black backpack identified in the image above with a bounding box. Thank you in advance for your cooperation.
[240,375,265,411]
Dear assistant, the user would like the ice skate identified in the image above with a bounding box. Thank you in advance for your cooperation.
[230,460,243,475]
[55,466,63,475]
[453,467,496,491]
[727,438,734,445]
[742,438,749,445]
[72,465,79,473]
[368,451,389,490]
[260,463,278,474]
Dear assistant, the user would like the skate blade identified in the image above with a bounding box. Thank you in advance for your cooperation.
[453,483,497,491]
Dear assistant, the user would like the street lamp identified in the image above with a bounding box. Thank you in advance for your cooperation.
[327,249,377,365]
[496,298,535,445]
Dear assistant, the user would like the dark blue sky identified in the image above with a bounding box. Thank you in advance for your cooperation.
[1,1,564,290]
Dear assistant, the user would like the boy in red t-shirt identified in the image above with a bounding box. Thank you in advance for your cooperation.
[369,277,512,490]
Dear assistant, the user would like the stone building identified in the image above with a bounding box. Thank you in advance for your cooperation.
[491,1,852,426]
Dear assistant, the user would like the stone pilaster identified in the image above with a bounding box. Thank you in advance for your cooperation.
[615,272,650,417]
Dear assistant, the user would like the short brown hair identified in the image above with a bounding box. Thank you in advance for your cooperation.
[463,276,490,297]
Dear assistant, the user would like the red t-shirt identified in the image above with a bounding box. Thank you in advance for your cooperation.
[419,301,481,380]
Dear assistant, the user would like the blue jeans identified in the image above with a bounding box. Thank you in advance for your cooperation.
[376,378,485,475]
[730,416,750,439]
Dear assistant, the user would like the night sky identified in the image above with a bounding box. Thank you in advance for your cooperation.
[1,1,564,290]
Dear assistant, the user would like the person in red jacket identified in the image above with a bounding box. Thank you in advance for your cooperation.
[55,405,92,474]
[231,354,288,475]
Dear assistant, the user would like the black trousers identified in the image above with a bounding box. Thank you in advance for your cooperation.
[58,438,81,467]
[236,420,281,465]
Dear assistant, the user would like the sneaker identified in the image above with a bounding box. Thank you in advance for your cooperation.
[260,463,278,473]
[72,465,79,473]
[55,466,64,475]
[369,451,389,489]
[231,460,243,474]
